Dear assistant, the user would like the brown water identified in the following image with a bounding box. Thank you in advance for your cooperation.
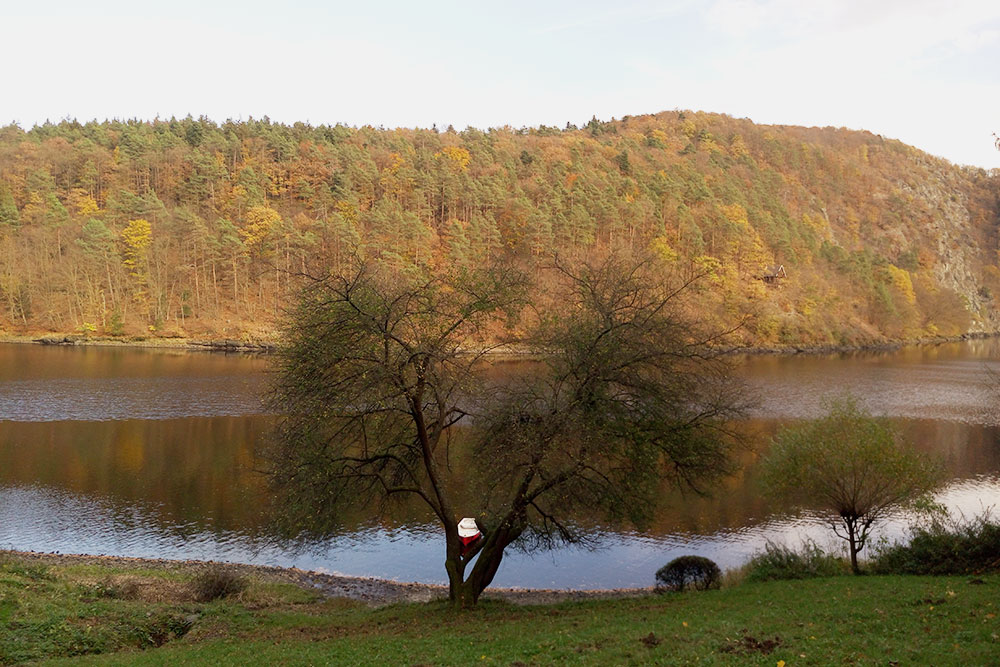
[1,341,998,588]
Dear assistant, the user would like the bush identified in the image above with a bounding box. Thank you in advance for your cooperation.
[191,567,248,602]
[871,513,1000,575]
[91,576,140,600]
[655,555,721,593]
[744,541,848,582]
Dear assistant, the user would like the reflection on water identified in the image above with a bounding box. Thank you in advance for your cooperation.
[4,476,997,589]
[740,339,1000,424]
[0,341,999,588]
[0,417,272,529]
[0,345,267,421]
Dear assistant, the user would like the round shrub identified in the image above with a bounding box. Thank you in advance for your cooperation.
[655,555,721,593]
[191,567,248,602]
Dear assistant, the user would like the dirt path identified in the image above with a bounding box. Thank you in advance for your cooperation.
[4,550,652,606]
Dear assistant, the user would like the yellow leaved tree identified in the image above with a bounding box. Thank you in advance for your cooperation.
[240,205,282,251]
[120,218,153,315]
[120,218,152,281]
[435,146,471,171]
[720,203,769,277]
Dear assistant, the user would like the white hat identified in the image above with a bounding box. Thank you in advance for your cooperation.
[458,517,480,537]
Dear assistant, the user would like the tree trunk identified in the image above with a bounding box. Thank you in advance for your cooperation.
[445,556,473,607]
[444,522,521,608]
[846,517,861,574]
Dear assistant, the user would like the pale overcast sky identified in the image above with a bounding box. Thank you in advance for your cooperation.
[3,0,998,168]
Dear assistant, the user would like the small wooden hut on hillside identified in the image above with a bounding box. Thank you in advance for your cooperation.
[760,265,787,285]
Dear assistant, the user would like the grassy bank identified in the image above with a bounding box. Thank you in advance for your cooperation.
[1,554,997,665]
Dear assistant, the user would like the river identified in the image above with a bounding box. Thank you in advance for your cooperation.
[1,341,998,589]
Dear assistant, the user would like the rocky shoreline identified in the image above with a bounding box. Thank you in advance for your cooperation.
[21,334,276,354]
[3,550,652,606]
[726,330,1000,356]
[3,330,999,357]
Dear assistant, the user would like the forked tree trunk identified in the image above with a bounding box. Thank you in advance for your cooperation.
[844,515,861,574]
[444,522,521,608]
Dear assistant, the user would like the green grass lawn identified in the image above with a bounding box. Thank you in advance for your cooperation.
[1,555,997,665]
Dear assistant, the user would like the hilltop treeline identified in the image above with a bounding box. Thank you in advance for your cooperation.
[0,112,996,343]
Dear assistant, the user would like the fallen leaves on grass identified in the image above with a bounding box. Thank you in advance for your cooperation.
[720,631,783,656]
[914,597,946,606]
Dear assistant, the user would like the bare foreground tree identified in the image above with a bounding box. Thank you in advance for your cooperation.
[262,254,748,607]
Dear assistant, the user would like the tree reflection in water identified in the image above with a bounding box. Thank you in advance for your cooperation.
[0,341,999,587]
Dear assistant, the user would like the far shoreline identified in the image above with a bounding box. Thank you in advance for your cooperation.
[1,330,998,357]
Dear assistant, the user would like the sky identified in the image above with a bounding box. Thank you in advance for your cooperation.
[3,0,998,168]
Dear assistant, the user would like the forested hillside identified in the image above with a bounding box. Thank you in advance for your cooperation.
[0,112,997,345]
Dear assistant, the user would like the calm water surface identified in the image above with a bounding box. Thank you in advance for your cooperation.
[1,341,998,588]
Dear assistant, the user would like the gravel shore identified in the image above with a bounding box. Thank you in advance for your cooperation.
[4,550,652,606]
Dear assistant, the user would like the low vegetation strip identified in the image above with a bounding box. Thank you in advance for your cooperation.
[0,552,651,607]
[1,552,997,665]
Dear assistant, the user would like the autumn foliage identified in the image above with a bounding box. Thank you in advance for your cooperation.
[0,112,996,344]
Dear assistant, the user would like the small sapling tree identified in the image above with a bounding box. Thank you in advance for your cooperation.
[263,253,747,606]
[760,397,943,574]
